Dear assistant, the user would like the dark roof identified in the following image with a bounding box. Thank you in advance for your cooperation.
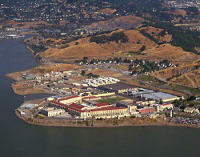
[133,96,154,102]
[98,82,136,92]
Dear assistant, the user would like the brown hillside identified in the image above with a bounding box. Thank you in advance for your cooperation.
[0,20,50,29]
[171,69,200,88]
[170,10,187,16]
[87,69,123,78]
[143,44,200,61]
[139,26,172,43]
[153,62,200,79]
[153,60,200,88]
[7,64,82,81]
[40,29,156,60]
[40,28,200,63]
[84,15,144,31]
[100,8,117,15]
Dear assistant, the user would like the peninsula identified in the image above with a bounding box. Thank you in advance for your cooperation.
[2,0,200,128]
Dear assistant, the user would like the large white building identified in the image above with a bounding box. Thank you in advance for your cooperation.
[41,107,65,117]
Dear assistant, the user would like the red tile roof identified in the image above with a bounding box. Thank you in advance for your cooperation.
[137,107,156,113]
[50,101,126,113]
[96,102,110,107]
[161,103,172,106]
[50,101,85,112]
[67,103,85,112]
[69,103,84,110]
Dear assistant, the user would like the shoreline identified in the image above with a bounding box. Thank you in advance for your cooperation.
[5,40,48,95]
[15,110,200,129]
[26,46,35,54]
[7,35,200,129]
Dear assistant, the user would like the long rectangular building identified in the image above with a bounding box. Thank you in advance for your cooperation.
[49,100,128,119]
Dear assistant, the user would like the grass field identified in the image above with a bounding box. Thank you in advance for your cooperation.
[115,64,129,71]
[183,101,200,106]
[137,75,155,82]
[97,96,125,104]
[170,84,200,96]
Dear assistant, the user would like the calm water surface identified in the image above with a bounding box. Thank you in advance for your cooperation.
[0,39,199,157]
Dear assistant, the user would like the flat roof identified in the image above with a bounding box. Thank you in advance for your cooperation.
[21,103,35,108]
[143,92,178,101]
[133,96,155,102]
[58,96,80,101]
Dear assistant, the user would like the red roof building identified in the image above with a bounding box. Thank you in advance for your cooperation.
[49,100,128,119]
[137,107,156,114]
[95,102,110,107]
[82,96,99,100]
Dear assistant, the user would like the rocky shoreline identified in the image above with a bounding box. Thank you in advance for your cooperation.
[15,110,200,129]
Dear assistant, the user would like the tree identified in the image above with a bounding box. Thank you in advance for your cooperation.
[83,57,88,64]
[137,40,141,44]
[159,98,163,104]
[140,45,146,51]
[159,30,166,36]
[81,70,86,76]
[187,96,196,101]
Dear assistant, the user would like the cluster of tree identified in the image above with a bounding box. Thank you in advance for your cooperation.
[129,59,172,75]
[172,96,199,110]
[86,73,100,78]
[59,44,69,49]
[129,45,146,55]
[140,30,158,44]
[166,74,182,81]
[173,99,183,108]
[30,44,47,55]
[140,45,146,51]
[159,30,166,36]
[75,56,133,65]
[90,32,129,44]
[102,57,132,64]
[144,22,200,54]
[81,70,99,78]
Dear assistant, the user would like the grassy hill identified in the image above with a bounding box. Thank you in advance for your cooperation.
[153,61,200,89]
[40,29,156,61]
[40,26,199,63]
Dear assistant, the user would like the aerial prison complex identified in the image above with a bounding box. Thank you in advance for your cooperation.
[17,74,182,120]
[39,91,177,119]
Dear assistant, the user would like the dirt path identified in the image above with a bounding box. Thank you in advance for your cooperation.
[185,74,197,88]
